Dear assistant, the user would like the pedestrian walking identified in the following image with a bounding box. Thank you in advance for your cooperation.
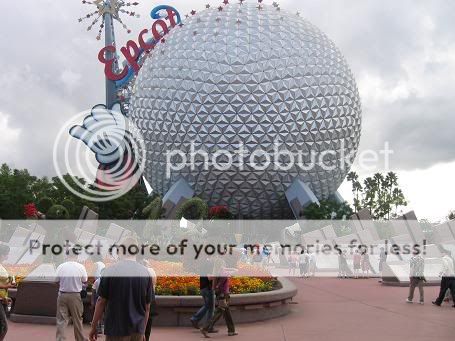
[308,251,317,276]
[190,258,216,333]
[378,247,387,282]
[200,260,237,338]
[89,237,153,341]
[299,250,309,277]
[361,249,370,278]
[0,244,14,341]
[56,247,88,341]
[406,250,425,304]
[432,250,455,307]
[353,249,361,279]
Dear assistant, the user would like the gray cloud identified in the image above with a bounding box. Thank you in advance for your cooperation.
[0,0,454,176]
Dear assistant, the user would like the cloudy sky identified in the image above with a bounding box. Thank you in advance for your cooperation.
[1,0,454,221]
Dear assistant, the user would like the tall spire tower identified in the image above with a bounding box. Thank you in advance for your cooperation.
[78,0,140,108]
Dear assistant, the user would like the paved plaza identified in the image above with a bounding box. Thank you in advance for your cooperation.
[7,277,454,341]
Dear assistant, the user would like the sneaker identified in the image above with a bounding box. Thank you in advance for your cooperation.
[190,319,199,329]
[200,329,210,338]
[228,332,238,336]
[406,299,413,304]
[419,301,424,305]
[431,301,441,306]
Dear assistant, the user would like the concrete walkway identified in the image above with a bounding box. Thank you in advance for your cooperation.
[6,278,455,341]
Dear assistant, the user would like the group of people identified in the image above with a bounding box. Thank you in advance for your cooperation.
[406,248,455,307]
[53,236,240,341]
[190,258,238,338]
[336,247,371,279]
[53,236,156,341]
[287,250,316,277]
[240,245,272,265]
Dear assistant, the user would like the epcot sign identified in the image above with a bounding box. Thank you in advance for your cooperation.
[97,5,181,85]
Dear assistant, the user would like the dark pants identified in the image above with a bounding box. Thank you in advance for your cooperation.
[144,315,152,341]
[191,288,214,324]
[0,304,7,339]
[203,294,235,334]
[435,276,455,305]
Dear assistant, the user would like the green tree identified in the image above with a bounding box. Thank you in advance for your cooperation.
[0,163,150,220]
[347,171,362,213]
[348,171,408,220]
[301,200,353,220]
[0,164,36,218]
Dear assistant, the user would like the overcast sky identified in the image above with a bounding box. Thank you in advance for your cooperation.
[1,0,454,221]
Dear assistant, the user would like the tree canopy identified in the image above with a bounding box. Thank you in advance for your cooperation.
[347,171,408,220]
[0,163,149,220]
[301,200,353,220]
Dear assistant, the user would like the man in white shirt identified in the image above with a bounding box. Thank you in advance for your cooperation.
[56,247,88,341]
[432,250,455,307]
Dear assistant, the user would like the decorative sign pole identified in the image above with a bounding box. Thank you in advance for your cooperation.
[78,0,140,108]
[103,4,118,108]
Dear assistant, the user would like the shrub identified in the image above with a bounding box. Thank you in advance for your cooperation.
[46,205,70,220]
[61,199,75,215]
[142,197,163,220]
[175,197,208,220]
[37,197,54,214]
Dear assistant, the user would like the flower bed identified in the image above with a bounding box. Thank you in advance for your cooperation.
[155,276,277,296]
[6,261,278,296]
[150,260,278,296]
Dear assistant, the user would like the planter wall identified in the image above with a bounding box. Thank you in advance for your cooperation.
[9,278,297,326]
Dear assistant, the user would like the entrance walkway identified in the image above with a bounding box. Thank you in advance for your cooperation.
[7,278,455,340]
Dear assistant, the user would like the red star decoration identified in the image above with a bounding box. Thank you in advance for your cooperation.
[190,10,196,15]
[161,38,166,43]
[223,0,229,4]
[258,0,263,2]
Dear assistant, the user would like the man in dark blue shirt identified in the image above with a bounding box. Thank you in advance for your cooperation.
[89,237,152,341]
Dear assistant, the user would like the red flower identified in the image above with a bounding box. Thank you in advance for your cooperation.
[24,203,38,218]
[209,205,231,219]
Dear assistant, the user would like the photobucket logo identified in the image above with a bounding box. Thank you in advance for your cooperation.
[53,104,146,202]
[165,141,393,178]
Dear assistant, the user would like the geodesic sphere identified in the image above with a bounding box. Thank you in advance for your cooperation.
[130,3,362,218]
